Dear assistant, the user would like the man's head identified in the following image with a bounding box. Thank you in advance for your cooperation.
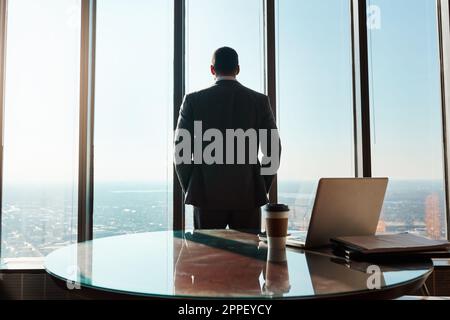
[211,47,240,78]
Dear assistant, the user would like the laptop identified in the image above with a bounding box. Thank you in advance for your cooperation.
[262,178,388,249]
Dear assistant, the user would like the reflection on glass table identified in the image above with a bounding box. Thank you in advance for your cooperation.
[45,230,433,299]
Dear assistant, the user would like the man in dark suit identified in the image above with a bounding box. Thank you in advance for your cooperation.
[174,47,281,233]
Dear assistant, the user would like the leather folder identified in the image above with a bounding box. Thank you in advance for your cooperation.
[331,233,450,255]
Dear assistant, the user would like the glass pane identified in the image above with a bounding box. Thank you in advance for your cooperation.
[2,0,81,259]
[276,0,354,231]
[185,0,265,229]
[93,0,173,238]
[368,0,446,238]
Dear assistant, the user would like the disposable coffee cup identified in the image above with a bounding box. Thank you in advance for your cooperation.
[264,204,289,249]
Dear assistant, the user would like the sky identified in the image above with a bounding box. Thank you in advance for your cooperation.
[276,0,354,181]
[3,0,80,184]
[94,0,173,183]
[367,0,444,181]
[1,0,446,187]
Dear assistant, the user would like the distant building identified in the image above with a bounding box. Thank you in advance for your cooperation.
[376,219,386,233]
[425,193,441,239]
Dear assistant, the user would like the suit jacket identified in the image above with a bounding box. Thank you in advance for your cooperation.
[174,80,281,210]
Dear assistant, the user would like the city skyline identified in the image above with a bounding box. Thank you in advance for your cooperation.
[1,179,446,258]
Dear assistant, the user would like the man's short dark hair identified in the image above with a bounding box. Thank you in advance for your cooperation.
[212,47,239,75]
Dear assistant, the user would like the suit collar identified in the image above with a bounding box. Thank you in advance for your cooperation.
[215,79,241,86]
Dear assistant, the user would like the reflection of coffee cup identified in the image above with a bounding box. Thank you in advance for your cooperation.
[264,253,291,296]
[267,247,287,263]
[264,204,289,249]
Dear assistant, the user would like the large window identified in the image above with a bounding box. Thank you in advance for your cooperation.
[276,0,354,231]
[93,0,173,238]
[1,0,450,264]
[368,0,447,238]
[184,0,265,228]
[1,0,81,259]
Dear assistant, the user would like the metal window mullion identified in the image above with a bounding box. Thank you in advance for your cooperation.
[437,0,450,239]
[265,0,278,203]
[0,0,7,254]
[78,0,96,242]
[351,0,372,178]
[173,0,186,231]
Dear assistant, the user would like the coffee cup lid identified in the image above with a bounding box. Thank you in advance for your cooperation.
[264,203,289,212]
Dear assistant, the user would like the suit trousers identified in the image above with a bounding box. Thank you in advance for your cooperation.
[193,207,262,234]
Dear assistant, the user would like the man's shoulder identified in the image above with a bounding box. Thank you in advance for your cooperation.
[185,85,215,100]
[239,85,268,100]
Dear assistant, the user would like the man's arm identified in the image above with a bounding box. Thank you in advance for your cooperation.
[174,94,194,193]
[259,96,281,192]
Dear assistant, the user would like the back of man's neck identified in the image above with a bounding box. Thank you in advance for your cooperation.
[216,75,236,81]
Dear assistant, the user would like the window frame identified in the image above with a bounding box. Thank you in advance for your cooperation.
[78,0,96,243]
[438,0,450,237]
[173,0,185,231]
[0,0,7,251]
[351,0,372,178]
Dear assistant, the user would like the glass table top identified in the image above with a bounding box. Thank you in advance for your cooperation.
[44,230,433,299]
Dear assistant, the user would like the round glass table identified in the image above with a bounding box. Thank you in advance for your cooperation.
[44,230,433,299]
